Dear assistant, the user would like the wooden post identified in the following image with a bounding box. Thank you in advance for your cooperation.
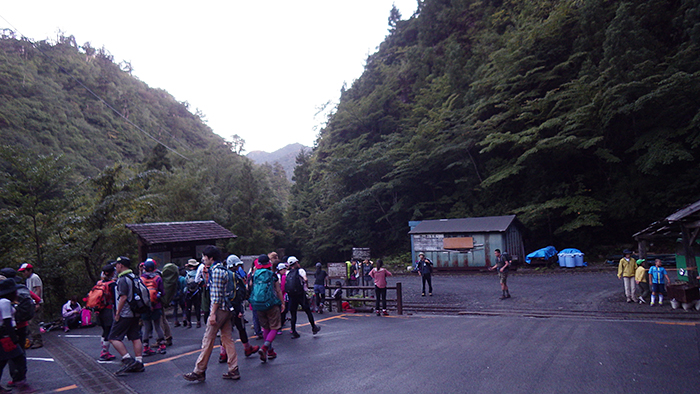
[681,224,699,287]
[396,282,403,315]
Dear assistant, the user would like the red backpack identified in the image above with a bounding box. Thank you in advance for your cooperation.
[141,275,160,304]
[85,280,114,309]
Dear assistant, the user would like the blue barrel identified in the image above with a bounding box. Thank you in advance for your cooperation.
[558,253,567,267]
[565,253,575,268]
[573,253,584,267]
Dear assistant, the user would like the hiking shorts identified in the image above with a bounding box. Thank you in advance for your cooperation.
[498,270,509,284]
[256,306,282,331]
[108,317,141,342]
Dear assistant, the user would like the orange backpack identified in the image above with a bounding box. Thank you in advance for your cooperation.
[86,280,113,309]
[141,275,160,304]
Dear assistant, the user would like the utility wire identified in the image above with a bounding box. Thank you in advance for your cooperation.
[0,15,190,161]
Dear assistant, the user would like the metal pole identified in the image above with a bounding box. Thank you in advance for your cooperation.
[396,282,402,315]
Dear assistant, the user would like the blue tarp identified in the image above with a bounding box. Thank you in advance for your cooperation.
[559,248,582,254]
[526,246,558,264]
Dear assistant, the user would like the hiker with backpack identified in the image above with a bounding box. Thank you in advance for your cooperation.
[18,264,42,350]
[172,268,187,327]
[286,257,320,339]
[183,259,201,328]
[0,278,34,393]
[61,296,82,332]
[140,259,166,356]
[86,264,117,361]
[183,246,241,382]
[218,255,259,363]
[249,254,285,363]
[109,256,146,376]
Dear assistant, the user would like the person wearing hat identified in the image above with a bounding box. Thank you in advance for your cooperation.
[183,259,202,329]
[18,263,43,349]
[635,259,649,304]
[617,250,637,303]
[109,256,145,375]
[286,257,320,339]
[140,259,166,356]
[275,262,289,330]
[0,278,33,392]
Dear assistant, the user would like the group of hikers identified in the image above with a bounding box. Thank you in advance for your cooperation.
[69,246,330,381]
[617,249,675,305]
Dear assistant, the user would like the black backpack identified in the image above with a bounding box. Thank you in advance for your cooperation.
[15,284,35,323]
[285,268,304,295]
[128,275,152,314]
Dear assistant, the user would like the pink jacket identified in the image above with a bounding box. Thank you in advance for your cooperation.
[369,268,392,288]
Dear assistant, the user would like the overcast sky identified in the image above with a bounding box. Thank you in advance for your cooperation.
[0,1,418,153]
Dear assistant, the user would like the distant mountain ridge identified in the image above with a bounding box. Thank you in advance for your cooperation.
[247,143,309,181]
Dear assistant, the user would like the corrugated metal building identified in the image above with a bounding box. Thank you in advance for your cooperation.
[408,215,526,270]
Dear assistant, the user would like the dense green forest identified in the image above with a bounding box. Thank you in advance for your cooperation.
[0,31,290,313]
[286,0,700,262]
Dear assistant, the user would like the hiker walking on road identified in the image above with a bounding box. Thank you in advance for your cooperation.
[286,257,320,339]
[250,254,285,362]
[417,253,433,296]
[109,257,145,376]
[489,249,511,300]
[617,249,637,303]
[183,246,241,382]
[635,259,650,304]
[369,259,392,316]
[90,264,117,361]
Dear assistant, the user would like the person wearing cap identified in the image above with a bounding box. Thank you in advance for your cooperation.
[635,259,649,304]
[184,245,241,382]
[276,262,289,329]
[18,263,42,349]
[109,256,145,375]
[94,264,117,361]
[286,256,320,338]
[313,262,328,314]
[140,259,166,356]
[250,254,285,362]
[0,278,34,393]
[183,259,201,328]
[617,250,637,303]
[417,252,434,296]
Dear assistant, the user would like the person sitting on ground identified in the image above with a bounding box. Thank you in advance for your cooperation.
[61,296,82,332]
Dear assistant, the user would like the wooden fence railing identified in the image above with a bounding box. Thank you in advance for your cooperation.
[323,283,403,315]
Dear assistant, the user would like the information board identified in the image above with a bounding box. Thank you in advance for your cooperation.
[327,262,347,279]
[352,248,371,260]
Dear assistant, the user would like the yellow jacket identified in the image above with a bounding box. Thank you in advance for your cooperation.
[635,265,647,283]
[618,257,636,278]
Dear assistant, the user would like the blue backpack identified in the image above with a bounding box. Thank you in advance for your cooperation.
[249,269,280,311]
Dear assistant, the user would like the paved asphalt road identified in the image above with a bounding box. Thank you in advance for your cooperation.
[16,269,700,393]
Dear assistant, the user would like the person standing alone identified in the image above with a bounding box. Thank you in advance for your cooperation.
[18,264,42,349]
[369,259,392,316]
[489,249,511,300]
[417,253,433,296]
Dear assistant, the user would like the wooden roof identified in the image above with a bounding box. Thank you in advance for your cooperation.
[408,215,518,234]
[125,221,236,245]
[633,200,700,240]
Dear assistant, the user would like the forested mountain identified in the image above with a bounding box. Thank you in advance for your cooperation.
[0,32,221,176]
[0,32,289,313]
[287,0,700,262]
[247,143,310,181]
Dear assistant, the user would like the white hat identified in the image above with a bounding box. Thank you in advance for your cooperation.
[287,256,299,265]
[276,263,287,271]
[226,254,242,268]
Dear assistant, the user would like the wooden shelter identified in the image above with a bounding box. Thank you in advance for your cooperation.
[408,215,526,270]
[633,200,700,286]
[125,221,236,267]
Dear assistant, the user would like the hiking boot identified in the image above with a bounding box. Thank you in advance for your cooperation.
[499,295,507,300]
[429,293,433,296]
[125,361,144,373]
[382,309,389,316]
[312,325,321,335]
[165,337,173,347]
[506,294,511,298]
[115,358,136,376]
[291,331,300,339]
[157,344,167,354]
[267,349,277,359]
[421,293,425,297]
[183,371,206,382]
[219,352,227,363]
[143,346,156,356]
[376,310,381,316]
[244,345,260,357]
[222,367,240,380]
[259,346,268,363]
